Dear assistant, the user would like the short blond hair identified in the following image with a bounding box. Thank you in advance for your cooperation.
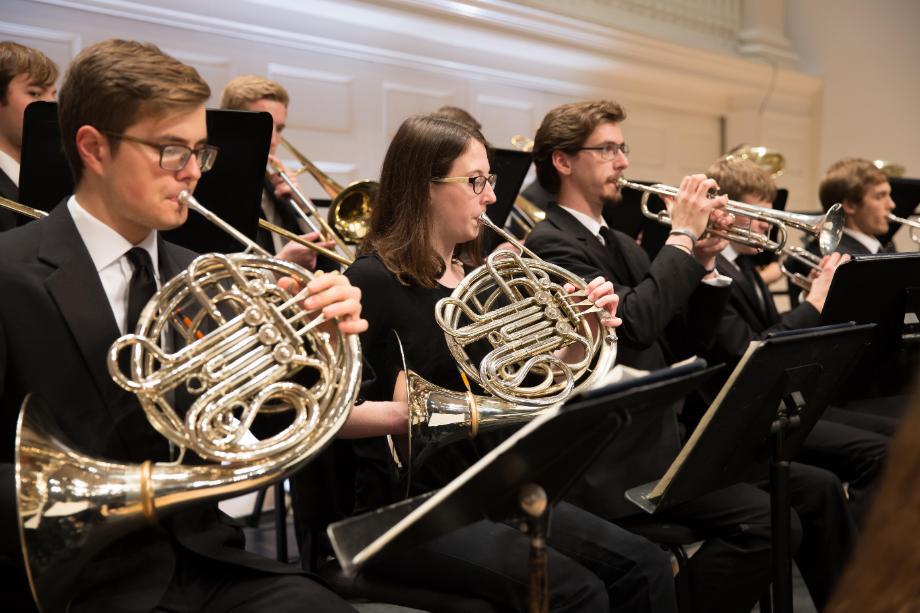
[58,39,210,184]
[707,157,777,203]
[0,41,58,103]
[220,75,289,110]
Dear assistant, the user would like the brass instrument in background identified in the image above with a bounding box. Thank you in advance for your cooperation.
[616,177,845,255]
[889,213,920,244]
[279,136,377,246]
[506,134,545,236]
[721,144,786,178]
[16,190,362,612]
[873,160,906,177]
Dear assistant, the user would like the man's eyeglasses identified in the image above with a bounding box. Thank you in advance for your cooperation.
[102,131,219,173]
[431,174,498,195]
[576,142,629,161]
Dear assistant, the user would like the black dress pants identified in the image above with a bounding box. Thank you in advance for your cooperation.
[150,548,355,613]
[779,462,857,610]
[799,418,888,521]
[366,501,677,613]
[632,483,785,613]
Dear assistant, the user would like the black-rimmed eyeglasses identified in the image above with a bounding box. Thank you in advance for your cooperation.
[576,142,629,161]
[431,174,498,195]
[102,131,219,173]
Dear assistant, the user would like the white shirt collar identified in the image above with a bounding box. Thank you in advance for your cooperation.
[67,195,160,276]
[842,227,881,254]
[722,244,740,265]
[0,149,20,187]
[558,204,607,238]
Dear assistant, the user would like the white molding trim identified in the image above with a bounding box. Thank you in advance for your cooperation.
[0,21,82,56]
[32,0,820,105]
[267,64,354,85]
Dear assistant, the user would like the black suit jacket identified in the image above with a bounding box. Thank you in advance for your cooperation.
[806,232,875,258]
[0,202,303,612]
[525,203,731,517]
[706,253,821,368]
[0,168,18,231]
[525,203,731,370]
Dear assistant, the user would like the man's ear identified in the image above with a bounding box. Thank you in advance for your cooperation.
[74,125,108,177]
[551,149,573,177]
[841,198,860,217]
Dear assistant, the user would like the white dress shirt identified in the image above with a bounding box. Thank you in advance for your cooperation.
[67,196,160,334]
[0,149,20,186]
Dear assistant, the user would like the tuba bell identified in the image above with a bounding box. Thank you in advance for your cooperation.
[16,191,362,611]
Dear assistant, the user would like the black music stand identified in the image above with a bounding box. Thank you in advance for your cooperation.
[163,109,272,254]
[821,253,920,398]
[327,361,716,610]
[482,147,533,252]
[624,323,875,613]
[18,102,272,254]
[19,101,72,215]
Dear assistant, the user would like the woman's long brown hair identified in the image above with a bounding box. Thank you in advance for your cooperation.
[826,384,920,612]
[361,114,490,287]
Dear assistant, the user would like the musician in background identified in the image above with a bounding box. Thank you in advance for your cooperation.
[343,113,680,613]
[0,41,58,229]
[220,75,336,269]
[0,39,366,612]
[700,156,887,607]
[526,99,786,613]
[431,104,482,131]
[807,158,897,256]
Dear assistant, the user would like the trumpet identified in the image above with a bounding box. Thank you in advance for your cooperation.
[17,190,362,611]
[279,136,377,247]
[888,213,920,244]
[778,245,824,291]
[616,178,845,254]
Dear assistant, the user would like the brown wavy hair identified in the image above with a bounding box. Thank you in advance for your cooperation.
[0,41,58,103]
[707,157,777,203]
[533,100,626,195]
[361,114,490,287]
[58,39,210,184]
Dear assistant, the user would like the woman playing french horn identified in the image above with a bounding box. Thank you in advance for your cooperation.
[341,114,680,613]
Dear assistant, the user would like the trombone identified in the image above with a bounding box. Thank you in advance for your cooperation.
[889,213,920,244]
[278,136,377,248]
[0,195,47,220]
[0,194,351,266]
[616,178,845,254]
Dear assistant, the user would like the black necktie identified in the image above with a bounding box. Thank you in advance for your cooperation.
[737,256,769,319]
[599,226,617,253]
[125,247,157,333]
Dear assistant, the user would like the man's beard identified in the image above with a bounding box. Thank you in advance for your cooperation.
[600,191,623,208]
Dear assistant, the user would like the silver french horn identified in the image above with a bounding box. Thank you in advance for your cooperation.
[16,191,361,611]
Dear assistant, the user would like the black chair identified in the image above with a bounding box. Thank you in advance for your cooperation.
[289,440,504,613]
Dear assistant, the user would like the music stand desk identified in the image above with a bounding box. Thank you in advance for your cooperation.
[328,360,717,577]
[624,323,875,613]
